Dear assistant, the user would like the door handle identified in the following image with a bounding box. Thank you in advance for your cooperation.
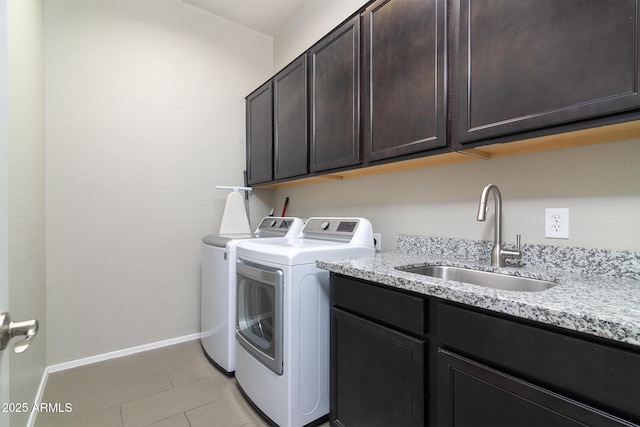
[0,312,39,354]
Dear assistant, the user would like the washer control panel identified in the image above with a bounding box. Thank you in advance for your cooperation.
[256,217,304,237]
[302,217,364,242]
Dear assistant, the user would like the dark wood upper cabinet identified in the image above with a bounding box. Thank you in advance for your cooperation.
[274,55,308,180]
[453,0,640,147]
[247,0,640,186]
[309,15,361,173]
[246,81,273,185]
[364,0,447,161]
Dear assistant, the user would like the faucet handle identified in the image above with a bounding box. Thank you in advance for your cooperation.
[500,234,523,264]
[514,234,523,266]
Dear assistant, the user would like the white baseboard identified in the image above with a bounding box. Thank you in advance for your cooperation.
[27,333,201,427]
[47,332,201,373]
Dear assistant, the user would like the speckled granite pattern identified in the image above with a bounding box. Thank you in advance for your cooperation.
[317,249,640,347]
[398,235,640,279]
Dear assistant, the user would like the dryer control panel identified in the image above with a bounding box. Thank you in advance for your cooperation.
[302,217,374,247]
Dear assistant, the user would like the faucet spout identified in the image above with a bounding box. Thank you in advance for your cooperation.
[477,184,500,222]
[476,202,487,221]
[476,184,521,267]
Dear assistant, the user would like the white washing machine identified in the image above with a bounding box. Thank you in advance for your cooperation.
[234,217,375,427]
[200,217,304,375]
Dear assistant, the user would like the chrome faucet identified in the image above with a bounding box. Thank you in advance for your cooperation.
[476,184,522,267]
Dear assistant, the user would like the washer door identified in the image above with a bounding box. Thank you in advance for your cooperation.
[236,259,284,375]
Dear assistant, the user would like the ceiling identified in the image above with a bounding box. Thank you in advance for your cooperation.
[181,0,308,36]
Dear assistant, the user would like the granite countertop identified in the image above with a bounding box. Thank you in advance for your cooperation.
[317,251,640,347]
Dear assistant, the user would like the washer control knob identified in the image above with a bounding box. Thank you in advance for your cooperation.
[320,221,331,230]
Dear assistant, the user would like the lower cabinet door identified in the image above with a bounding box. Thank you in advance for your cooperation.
[330,307,424,427]
[438,349,635,427]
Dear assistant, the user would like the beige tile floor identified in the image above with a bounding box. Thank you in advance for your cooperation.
[34,340,288,427]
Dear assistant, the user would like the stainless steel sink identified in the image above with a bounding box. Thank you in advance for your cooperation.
[397,265,557,292]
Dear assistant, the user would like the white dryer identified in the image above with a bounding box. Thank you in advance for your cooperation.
[234,217,375,426]
[200,217,303,375]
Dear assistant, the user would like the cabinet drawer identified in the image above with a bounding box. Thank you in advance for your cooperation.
[331,274,425,336]
[438,303,640,423]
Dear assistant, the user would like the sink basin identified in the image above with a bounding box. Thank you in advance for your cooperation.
[397,265,557,292]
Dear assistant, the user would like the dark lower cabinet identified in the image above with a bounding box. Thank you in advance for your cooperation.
[309,15,361,173]
[453,0,640,147]
[330,274,640,427]
[330,308,424,427]
[330,275,425,426]
[438,303,640,425]
[438,349,634,427]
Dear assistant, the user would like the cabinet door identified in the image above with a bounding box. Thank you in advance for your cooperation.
[438,349,634,427]
[309,16,361,173]
[364,0,447,161]
[246,81,273,185]
[330,307,424,427]
[438,303,640,422]
[274,56,308,180]
[453,0,640,146]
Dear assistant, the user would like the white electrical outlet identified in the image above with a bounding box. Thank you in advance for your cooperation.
[373,233,382,251]
[545,208,569,239]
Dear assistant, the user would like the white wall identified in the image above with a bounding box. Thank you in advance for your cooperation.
[273,140,640,251]
[272,1,640,252]
[1,0,47,425]
[45,0,273,365]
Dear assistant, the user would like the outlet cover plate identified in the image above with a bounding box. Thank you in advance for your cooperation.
[545,208,569,239]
